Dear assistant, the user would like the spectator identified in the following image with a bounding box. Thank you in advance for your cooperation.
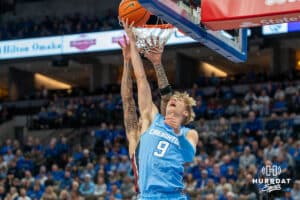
[71,181,83,200]
[239,146,256,169]
[94,176,107,197]
[41,186,57,200]
[258,90,270,116]
[273,95,287,113]
[225,99,240,117]
[80,149,93,167]
[80,163,96,179]
[27,181,43,200]
[279,188,294,200]
[117,155,130,175]
[4,149,14,164]
[36,166,48,186]
[240,100,250,117]
[0,186,6,199]
[21,170,35,186]
[203,179,216,195]
[285,82,297,97]
[16,188,30,200]
[120,175,135,199]
[107,184,122,199]
[79,174,95,196]
[184,173,197,197]
[214,117,230,140]
[59,190,71,200]
[274,85,286,101]
[50,164,64,183]
[215,177,232,196]
[239,174,259,200]
[60,171,73,190]
[194,96,207,119]
[244,90,257,104]
[291,180,300,200]
[4,186,18,200]
[265,113,281,139]
[244,111,263,141]
[197,170,209,191]
[209,164,222,183]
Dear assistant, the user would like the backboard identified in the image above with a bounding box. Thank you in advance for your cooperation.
[138,0,248,63]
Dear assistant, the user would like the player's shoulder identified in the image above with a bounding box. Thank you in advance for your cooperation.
[186,129,199,140]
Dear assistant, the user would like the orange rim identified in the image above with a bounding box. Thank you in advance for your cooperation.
[139,24,174,29]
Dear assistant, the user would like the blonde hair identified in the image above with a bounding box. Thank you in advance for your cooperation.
[171,91,196,124]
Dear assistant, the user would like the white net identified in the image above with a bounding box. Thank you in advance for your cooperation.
[132,27,175,54]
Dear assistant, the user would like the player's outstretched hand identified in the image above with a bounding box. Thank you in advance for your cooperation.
[144,36,165,66]
[122,18,136,43]
[118,35,131,62]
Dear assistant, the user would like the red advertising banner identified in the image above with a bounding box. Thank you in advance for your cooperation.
[201,0,300,30]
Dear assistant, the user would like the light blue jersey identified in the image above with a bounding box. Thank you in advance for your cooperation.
[136,113,194,199]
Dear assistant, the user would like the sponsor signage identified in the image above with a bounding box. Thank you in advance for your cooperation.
[0,30,195,60]
[0,37,63,59]
[201,0,300,30]
[263,21,300,35]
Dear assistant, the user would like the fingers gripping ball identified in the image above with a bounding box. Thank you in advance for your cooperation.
[119,0,151,27]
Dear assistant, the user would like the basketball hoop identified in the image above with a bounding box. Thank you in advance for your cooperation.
[132,24,175,54]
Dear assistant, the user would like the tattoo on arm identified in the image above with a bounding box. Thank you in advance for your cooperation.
[153,64,169,89]
[153,64,171,116]
[121,61,138,140]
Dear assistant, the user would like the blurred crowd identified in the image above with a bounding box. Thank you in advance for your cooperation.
[0,73,299,199]
[0,119,299,199]
[0,11,120,41]
[27,76,300,130]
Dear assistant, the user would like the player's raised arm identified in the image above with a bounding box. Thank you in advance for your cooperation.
[144,37,172,116]
[123,20,158,123]
[118,36,139,157]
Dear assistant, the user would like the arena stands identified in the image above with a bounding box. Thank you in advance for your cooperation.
[0,72,299,199]
[0,10,120,41]
[0,0,300,199]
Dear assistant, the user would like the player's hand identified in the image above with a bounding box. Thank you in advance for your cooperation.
[118,35,131,62]
[144,36,165,66]
[122,18,136,43]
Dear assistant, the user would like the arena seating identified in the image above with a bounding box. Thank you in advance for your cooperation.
[0,10,120,41]
[0,73,300,199]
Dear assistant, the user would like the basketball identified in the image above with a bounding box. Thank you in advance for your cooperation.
[119,0,151,27]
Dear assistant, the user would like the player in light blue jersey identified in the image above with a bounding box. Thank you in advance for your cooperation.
[123,19,199,200]
[118,33,173,195]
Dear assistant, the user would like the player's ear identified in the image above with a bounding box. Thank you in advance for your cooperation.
[183,110,188,118]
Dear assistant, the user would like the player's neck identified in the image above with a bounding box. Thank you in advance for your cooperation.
[164,114,183,134]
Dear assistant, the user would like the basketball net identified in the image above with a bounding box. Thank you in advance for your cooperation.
[132,24,175,54]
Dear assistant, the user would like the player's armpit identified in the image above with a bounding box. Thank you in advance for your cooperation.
[141,102,159,127]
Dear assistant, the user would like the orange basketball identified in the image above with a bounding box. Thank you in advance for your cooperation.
[119,0,151,27]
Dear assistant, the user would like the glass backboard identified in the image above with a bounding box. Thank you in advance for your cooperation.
[139,0,248,63]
